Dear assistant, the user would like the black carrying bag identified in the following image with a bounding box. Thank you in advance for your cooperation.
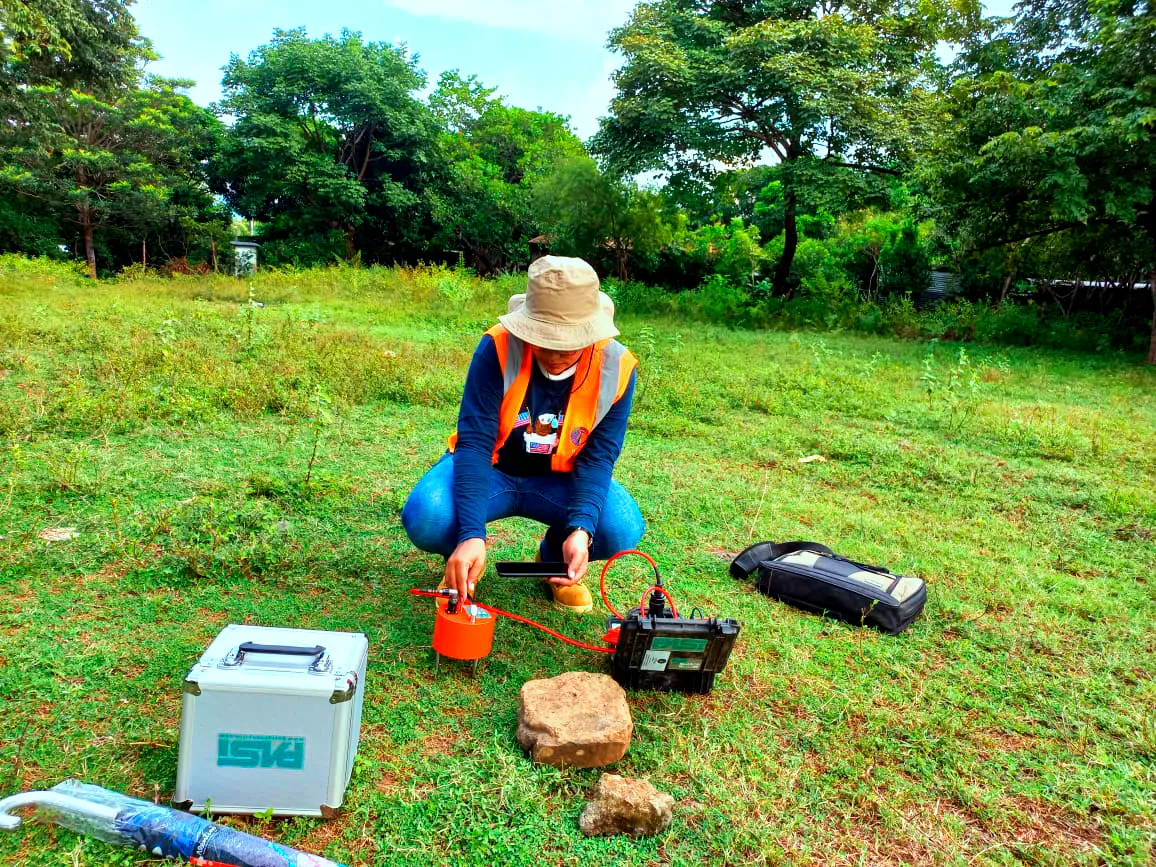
[730,541,926,634]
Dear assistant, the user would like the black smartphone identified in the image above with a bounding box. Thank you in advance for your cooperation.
[494,561,570,578]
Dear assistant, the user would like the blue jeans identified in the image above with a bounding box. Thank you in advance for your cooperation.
[401,453,645,561]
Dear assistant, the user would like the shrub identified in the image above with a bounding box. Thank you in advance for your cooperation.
[603,278,674,317]
[882,295,922,339]
[878,220,930,298]
[789,237,854,300]
[681,273,749,322]
[664,219,765,289]
[832,211,931,302]
[973,303,1044,346]
[0,253,89,284]
[920,299,980,341]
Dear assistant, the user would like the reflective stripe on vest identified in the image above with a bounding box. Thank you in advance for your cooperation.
[447,324,637,472]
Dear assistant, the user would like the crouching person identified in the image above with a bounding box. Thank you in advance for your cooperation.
[401,256,644,612]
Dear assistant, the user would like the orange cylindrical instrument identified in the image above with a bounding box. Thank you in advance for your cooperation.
[432,596,496,660]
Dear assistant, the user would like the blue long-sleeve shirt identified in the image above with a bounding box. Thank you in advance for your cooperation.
[452,335,637,545]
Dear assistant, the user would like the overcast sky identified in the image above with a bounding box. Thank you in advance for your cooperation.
[134,0,1017,142]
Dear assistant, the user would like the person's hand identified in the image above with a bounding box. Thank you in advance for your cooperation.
[551,529,591,586]
[445,538,486,600]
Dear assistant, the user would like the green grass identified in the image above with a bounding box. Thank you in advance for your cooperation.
[0,255,1153,866]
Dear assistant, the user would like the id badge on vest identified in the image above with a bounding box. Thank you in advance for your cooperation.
[522,412,562,455]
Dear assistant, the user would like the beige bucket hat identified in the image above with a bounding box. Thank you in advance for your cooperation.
[499,255,618,351]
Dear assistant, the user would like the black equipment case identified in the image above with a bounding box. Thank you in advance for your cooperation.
[607,607,740,694]
[496,559,741,693]
[730,541,926,634]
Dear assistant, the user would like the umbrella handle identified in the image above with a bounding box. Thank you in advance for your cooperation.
[0,790,119,831]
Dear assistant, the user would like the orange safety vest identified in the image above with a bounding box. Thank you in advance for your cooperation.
[448,324,638,473]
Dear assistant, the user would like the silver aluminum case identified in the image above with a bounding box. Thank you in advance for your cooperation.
[174,624,367,817]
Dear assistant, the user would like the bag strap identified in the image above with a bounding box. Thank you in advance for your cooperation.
[729,540,835,580]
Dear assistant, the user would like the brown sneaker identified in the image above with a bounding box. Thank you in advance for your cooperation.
[533,551,594,613]
[550,581,594,613]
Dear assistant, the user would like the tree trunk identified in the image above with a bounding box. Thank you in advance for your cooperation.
[344,225,357,260]
[141,237,147,269]
[1147,269,1156,365]
[999,243,1020,305]
[82,216,97,279]
[771,189,798,296]
[999,272,1013,305]
[210,237,218,273]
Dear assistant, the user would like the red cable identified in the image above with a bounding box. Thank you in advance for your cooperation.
[410,547,679,655]
[407,589,613,653]
[473,601,614,654]
[599,548,662,619]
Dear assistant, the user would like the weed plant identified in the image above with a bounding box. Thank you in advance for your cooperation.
[0,257,1153,866]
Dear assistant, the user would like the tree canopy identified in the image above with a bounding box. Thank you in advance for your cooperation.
[0,0,146,92]
[0,0,222,275]
[921,0,1155,357]
[211,28,439,265]
[428,71,585,274]
[593,0,971,294]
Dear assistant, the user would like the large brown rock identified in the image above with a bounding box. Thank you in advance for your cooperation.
[516,671,632,768]
[579,773,674,838]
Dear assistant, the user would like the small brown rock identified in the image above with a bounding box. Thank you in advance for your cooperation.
[516,671,632,768]
[579,773,674,838]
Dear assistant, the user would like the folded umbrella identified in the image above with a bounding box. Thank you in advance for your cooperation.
[0,780,345,867]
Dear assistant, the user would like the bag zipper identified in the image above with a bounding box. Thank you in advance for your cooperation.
[762,560,901,608]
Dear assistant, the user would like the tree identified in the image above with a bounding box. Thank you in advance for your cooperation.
[663,159,886,246]
[832,210,929,301]
[212,28,439,265]
[2,77,221,276]
[593,0,967,295]
[659,165,778,231]
[921,0,1156,361]
[107,154,233,271]
[533,156,669,279]
[0,0,145,93]
[428,72,585,273]
[428,70,498,134]
[1,2,221,275]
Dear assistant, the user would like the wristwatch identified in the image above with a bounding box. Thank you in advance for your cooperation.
[565,526,593,547]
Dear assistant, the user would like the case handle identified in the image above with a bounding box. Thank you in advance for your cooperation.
[237,642,326,658]
[218,642,331,672]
